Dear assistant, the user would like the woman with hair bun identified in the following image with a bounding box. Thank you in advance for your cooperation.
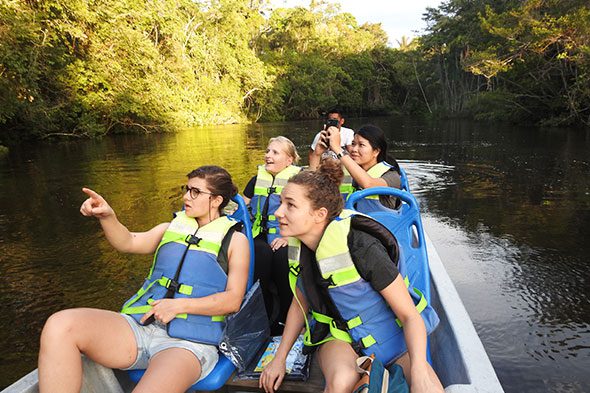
[259,160,443,393]
[39,166,250,393]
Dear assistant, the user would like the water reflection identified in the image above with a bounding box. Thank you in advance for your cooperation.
[1,119,589,392]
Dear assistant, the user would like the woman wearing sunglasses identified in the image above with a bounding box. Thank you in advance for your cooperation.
[38,166,249,393]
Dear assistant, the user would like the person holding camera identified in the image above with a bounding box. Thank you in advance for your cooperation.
[309,107,354,170]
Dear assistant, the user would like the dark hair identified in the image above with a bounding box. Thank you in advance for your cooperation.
[355,124,389,162]
[326,106,345,119]
[186,166,238,212]
[288,159,343,221]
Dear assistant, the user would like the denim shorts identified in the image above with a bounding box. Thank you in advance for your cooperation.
[120,314,218,383]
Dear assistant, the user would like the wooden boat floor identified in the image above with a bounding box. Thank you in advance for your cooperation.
[225,355,324,393]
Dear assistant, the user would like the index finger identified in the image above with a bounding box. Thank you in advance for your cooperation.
[81,187,101,200]
[139,309,155,325]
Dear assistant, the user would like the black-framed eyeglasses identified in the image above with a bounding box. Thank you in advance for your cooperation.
[181,185,214,200]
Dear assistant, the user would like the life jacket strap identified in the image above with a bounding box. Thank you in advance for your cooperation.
[288,261,332,347]
[323,265,359,288]
[310,311,352,344]
[395,287,428,327]
[121,276,169,313]
[122,275,195,315]
[252,214,262,238]
[159,276,193,296]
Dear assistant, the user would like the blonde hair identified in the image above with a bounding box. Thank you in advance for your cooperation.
[268,136,300,164]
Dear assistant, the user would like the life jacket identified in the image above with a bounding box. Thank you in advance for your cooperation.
[352,162,400,212]
[288,210,439,365]
[251,165,300,243]
[121,212,238,345]
[340,166,355,201]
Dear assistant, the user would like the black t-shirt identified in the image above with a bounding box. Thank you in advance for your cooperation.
[217,226,238,273]
[348,228,399,291]
[243,175,257,199]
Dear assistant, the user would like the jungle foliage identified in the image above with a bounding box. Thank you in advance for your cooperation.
[1,0,588,140]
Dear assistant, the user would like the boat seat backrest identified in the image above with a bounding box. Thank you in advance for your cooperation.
[345,187,431,302]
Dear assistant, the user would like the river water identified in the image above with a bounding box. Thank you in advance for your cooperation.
[1,117,589,392]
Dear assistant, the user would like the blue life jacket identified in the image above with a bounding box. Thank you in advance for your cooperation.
[250,165,300,243]
[121,212,238,345]
[352,162,400,213]
[288,210,439,365]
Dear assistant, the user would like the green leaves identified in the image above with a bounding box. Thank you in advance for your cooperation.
[3,0,587,140]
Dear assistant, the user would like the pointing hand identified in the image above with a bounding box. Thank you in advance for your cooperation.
[80,188,115,219]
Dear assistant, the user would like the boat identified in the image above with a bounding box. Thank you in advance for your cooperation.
[1,188,504,393]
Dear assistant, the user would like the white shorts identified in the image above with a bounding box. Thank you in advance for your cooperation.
[120,314,219,383]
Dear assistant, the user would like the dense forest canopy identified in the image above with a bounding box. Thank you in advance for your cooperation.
[0,0,588,141]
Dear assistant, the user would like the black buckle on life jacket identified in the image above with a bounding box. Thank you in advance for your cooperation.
[167,279,180,293]
[289,264,301,277]
[185,234,201,245]
[351,340,365,354]
[268,186,277,195]
[330,318,348,332]
[319,275,335,288]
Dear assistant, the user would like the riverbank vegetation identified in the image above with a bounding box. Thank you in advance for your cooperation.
[1,0,588,140]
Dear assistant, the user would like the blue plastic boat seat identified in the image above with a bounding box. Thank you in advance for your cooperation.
[345,187,430,303]
[399,166,410,192]
[346,187,434,364]
[127,194,256,391]
[127,354,234,391]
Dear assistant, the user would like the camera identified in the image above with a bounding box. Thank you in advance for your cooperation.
[325,118,339,129]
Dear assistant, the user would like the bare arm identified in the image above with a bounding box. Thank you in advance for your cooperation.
[308,148,320,170]
[381,276,442,393]
[259,289,306,393]
[327,131,387,190]
[80,187,168,254]
[309,131,327,170]
[340,153,388,189]
[140,230,250,323]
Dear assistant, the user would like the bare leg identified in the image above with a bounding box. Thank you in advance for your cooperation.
[38,308,137,393]
[317,340,360,393]
[132,348,201,393]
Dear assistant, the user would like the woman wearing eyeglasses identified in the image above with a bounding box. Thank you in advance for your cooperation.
[38,166,250,393]
[242,136,301,334]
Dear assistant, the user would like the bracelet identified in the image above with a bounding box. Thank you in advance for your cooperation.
[336,150,348,159]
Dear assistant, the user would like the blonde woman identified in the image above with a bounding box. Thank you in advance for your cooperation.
[243,136,301,334]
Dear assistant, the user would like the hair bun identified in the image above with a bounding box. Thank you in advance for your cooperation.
[318,158,344,186]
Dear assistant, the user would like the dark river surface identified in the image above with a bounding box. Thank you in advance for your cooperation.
[1,116,589,392]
